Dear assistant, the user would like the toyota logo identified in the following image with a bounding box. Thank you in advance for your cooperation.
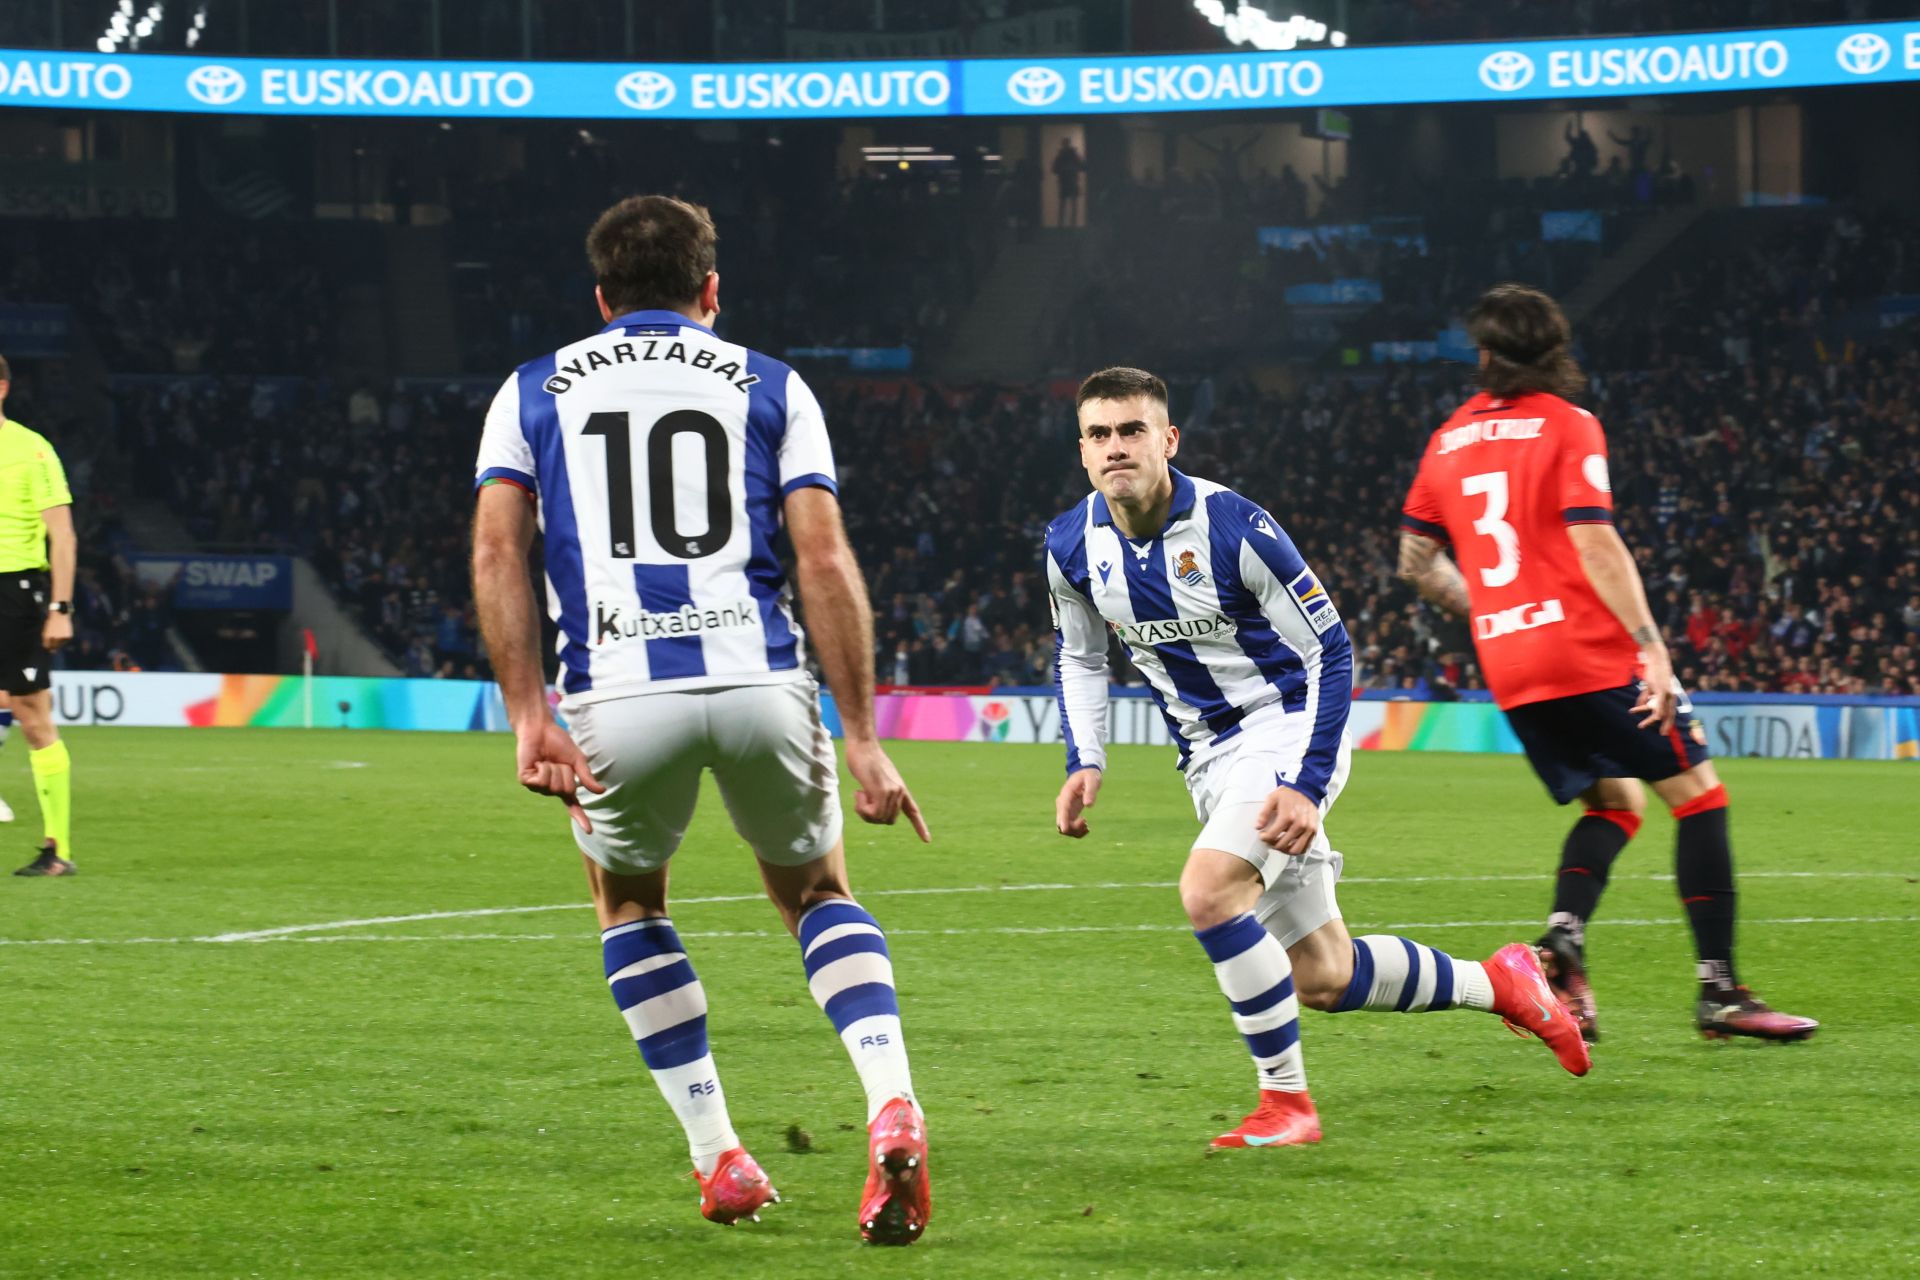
[1477,50,1535,93]
[615,70,677,111]
[1836,32,1891,76]
[186,64,247,106]
[1006,65,1066,108]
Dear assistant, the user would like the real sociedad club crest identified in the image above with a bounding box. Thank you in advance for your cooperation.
[1174,549,1207,586]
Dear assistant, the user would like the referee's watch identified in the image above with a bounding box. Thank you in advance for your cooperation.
[48,601,71,615]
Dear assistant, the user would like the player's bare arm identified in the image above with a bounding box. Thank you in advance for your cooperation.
[1565,522,1676,731]
[471,481,604,831]
[39,503,75,651]
[1396,531,1472,618]
[786,485,930,842]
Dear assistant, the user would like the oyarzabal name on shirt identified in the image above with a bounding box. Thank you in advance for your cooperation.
[595,599,760,644]
[544,337,760,395]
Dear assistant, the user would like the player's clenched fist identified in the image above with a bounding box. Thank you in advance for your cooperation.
[1055,767,1103,838]
[1254,785,1320,855]
[515,720,606,834]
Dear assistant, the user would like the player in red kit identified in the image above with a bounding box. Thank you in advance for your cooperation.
[1396,283,1816,1045]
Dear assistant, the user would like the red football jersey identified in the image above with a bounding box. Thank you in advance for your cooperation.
[1401,389,1640,709]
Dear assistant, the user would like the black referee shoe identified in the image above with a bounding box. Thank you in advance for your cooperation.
[13,841,74,877]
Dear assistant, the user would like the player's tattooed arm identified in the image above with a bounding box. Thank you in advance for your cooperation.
[1396,532,1473,618]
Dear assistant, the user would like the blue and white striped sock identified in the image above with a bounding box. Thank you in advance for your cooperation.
[798,899,916,1123]
[603,918,739,1173]
[1195,914,1307,1093]
[1332,936,1495,1013]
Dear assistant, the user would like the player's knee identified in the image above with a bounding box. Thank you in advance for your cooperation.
[1653,761,1722,813]
[1607,786,1647,819]
[1178,876,1245,931]
[1181,848,1264,930]
[10,697,56,748]
[1582,778,1645,817]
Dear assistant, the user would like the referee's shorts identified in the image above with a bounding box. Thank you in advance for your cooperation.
[0,568,54,695]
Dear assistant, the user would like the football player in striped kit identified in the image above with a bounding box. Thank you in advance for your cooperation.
[473,195,932,1241]
[1045,368,1590,1149]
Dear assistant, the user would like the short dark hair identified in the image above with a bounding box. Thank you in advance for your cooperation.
[586,195,718,315]
[1076,366,1167,409]
[1465,282,1586,401]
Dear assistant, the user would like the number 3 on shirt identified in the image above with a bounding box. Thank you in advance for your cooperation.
[1461,471,1520,588]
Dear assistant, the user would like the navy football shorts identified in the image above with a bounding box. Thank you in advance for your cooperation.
[1503,679,1711,805]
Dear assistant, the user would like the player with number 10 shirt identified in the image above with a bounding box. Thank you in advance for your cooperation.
[470,195,932,1243]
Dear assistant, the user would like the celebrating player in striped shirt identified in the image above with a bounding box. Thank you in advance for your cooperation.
[1047,367,1588,1149]
[472,195,932,1242]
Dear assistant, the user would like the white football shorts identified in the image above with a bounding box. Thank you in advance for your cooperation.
[564,679,843,875]
[1187,704,1353,948]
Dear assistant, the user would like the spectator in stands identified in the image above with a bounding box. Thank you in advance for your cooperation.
[1052,137,1087,228]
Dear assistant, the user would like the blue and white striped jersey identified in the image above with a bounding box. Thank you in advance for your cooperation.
[1045,468,1354,802]
[474,309,837,703]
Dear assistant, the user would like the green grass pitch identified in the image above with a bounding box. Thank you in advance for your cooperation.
[3,728,1917,1278]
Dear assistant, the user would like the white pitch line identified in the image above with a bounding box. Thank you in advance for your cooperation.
[194,869,1916,943]
[195,881,1097,942]
[3,916,1916,947]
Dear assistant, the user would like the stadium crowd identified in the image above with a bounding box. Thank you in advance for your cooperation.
[1073,152,1687,375]
[829,338,1920,700]
[1,220,348,377]
[106,376,488,676]
[10,175,1917,697]
[842,205,1920,699]
[450,146,994,377]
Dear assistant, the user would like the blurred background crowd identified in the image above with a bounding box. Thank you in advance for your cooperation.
[2,0,1916,700]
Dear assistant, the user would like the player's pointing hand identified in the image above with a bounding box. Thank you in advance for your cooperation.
[845,737,931,842]
[515,720,606,834]
[1055,767,1102,839]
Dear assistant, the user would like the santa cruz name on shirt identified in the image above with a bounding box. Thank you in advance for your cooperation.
[1436,416,1544,455]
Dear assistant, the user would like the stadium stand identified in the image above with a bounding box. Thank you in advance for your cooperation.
[3,99,1914,695]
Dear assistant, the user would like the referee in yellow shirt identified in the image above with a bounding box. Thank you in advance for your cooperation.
[0,353,77,876]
